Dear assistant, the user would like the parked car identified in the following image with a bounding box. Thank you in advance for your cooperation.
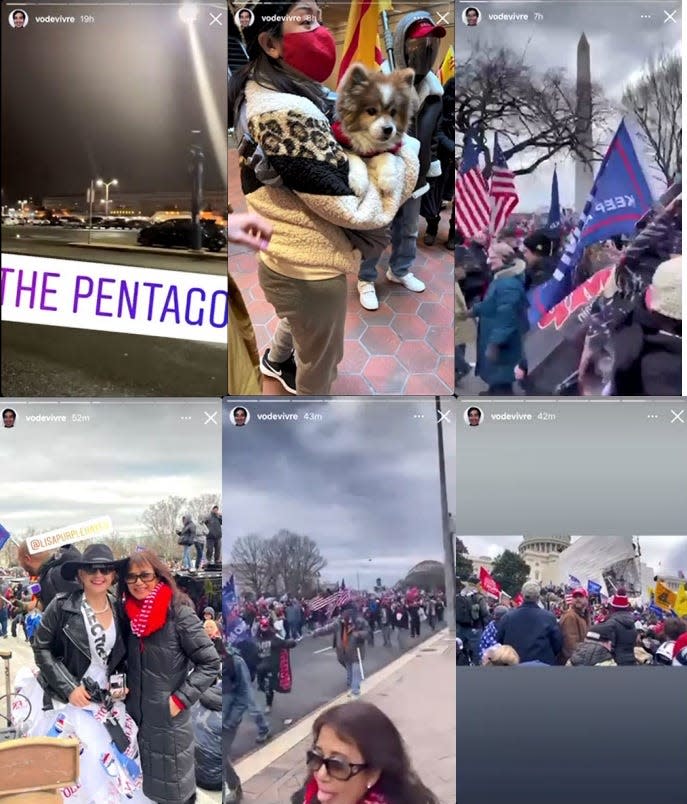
[56,215,85,228]
[137,218,226,252]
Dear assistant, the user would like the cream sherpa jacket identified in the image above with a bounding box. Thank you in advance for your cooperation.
[241,80,420,281]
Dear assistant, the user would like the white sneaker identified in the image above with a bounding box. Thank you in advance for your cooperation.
[357,280,379,310]
[386,270,425,292]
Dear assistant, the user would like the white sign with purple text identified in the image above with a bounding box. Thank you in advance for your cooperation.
[1,254,228,343]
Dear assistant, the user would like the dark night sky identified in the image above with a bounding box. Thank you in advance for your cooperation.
[1,3,227,202]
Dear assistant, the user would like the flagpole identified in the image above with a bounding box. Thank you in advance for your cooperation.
[380,9,395,69]
[435,396,455,634]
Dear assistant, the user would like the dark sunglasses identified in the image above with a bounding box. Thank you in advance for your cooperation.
[306,749,368,782]
[125,571,156,585]
[82,565,116,576]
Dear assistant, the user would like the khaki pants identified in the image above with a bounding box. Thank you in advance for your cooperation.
[259,261,347,395]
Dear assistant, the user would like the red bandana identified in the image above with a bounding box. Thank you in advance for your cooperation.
[304,777,389,803]
[124,582,172,638]
[331,120,403,158]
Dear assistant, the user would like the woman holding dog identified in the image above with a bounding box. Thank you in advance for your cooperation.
[228,0,419,395]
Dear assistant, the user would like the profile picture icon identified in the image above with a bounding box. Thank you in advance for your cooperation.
[9,8,29,28]
[235,7,254,29]
[3,408,17,428]
[230,406,250,427]
[463,6,480,26]
[464,406,483,427]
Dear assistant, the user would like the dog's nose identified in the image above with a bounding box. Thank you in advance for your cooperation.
[382,125,394,137]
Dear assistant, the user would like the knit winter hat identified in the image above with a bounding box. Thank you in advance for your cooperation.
[645,256,681,321]
[609,589,631,609]
[523,231,555,257]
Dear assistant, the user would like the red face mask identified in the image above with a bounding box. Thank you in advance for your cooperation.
[281,25,336,83]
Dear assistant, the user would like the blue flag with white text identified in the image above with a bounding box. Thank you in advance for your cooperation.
[222,574,250,645]
[587,580,602,595]
[529,119,658,326]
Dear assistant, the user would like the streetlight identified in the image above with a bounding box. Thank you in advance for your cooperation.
[178,2,199,23]
[96,178,118,216]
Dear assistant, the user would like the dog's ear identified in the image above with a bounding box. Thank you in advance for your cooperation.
[397,68,415,88]
[341,62,370,91]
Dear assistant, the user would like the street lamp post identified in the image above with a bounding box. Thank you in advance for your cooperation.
[189,130,204,252]
[96,178,118,216]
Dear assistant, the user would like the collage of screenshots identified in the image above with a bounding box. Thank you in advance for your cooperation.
[0,1,685,803]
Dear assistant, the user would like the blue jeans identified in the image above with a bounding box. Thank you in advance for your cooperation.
[237,656,270,735]
[358,195,421,282]
[457,625,484,665]
[0,609,7,637]
[182,545,192,569]
[345,661,362,695]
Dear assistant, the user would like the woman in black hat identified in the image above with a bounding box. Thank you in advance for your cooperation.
[20,544,149,800]
[228,0,419,395]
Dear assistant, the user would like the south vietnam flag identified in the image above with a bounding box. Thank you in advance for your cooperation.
[438,45,455,85]
[338,0,393,83]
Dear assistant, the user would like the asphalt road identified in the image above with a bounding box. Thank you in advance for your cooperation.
[1,230,227,396]
[0,632,221,803]
[230,623,442,762]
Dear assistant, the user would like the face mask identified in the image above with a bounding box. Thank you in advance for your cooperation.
[405,37,439,78]
[282,25,336,83]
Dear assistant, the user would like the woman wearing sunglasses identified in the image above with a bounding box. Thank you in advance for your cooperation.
[25,543,150,801]
[119,548,220,804]
[292,700,439,804]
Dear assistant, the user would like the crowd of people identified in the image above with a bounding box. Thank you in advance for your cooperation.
[1,541,224,803]
[456,575,687,667]
[222,586,446,802]
[455,209,682,395]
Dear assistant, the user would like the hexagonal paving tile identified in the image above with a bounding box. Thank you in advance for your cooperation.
[360,326,402,356]
[390,314,429,341]
[364,355,407,394]
[331,374,373,395]
[397,341,440,373]
[417,302,453,327]
[403,373,452,395]
[339,340,370,374]
[385,293,422,314]
[426,325,454,357]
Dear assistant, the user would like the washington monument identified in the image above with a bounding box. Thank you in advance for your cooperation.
[574,33,594,212]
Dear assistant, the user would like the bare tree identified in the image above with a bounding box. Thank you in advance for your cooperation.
[141,495,187,559]
[230,533,270,596]
[622,53,682,182]
[456,45,613,177]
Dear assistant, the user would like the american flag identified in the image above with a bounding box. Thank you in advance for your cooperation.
[455,129,490,240]
[489,133,519,236]
[564,593,574,606]
[308,588,353,614]
[568,575,582,587]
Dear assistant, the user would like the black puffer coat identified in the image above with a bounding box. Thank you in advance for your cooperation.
[124,599,220,804]
[606,610,638,666]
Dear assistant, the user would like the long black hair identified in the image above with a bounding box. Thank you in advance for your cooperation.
[228,0,328,128]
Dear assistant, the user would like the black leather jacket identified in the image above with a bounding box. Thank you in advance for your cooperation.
[33,590,127,705]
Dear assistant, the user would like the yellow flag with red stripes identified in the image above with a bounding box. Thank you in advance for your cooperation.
[438,45,455,85]
[338,0,394,83]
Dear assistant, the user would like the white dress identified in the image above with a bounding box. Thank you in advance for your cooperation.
[12,601,152,803]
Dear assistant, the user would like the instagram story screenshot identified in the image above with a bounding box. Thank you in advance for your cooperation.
[1,2,228,397]
[227,1,456,396]
[454,398,687,803]
[454,0,682,397]
[221,397,456,801]
[0,398,223,801]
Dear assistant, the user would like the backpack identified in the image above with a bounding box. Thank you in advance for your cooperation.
[456,592,482,626]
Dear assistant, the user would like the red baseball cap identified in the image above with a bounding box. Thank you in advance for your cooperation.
[407,20,447,39]
[572,588,588,598]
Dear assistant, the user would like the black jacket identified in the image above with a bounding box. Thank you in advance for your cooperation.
[37,546,83,610]
[611,304,681,396]
[33,590,126,705]
[525,255,557,291]
[124,599,220,804]
[203,512,223,540]
[606,610,637,666]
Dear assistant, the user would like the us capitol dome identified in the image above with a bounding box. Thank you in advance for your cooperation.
[518,536,571,585]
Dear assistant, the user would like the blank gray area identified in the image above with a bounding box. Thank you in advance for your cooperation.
[456,400,687,535]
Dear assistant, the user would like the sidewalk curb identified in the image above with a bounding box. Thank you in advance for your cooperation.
[235,629,451,783]
[68,242,227,259]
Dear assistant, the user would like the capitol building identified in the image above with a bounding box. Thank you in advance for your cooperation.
[468,536,572,586]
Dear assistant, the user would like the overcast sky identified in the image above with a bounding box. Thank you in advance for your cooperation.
[223,399,457,590]
[1,3,226,201]
[457,0,681,210]
[0,401,221,541]
[460,535,687,577]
